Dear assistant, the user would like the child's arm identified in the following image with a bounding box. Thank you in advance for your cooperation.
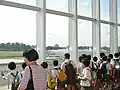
[78,76,88,81]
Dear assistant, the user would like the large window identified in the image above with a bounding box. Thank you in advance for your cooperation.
[0,6,36,62]
[46,14,68,67]
[101,24,110,55]
[100,0,109,21]
[5,0,36,6]
[118,0,120,23]
[0,6,36,45]
[118,27,120,52]
[77,0,91,17]
[78,20,92,56]
[46,0,68,12]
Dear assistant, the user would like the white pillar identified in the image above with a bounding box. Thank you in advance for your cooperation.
[92,0,101,57]
[36,0,46,64]
[68,0,78,63]
[110,0,118,54]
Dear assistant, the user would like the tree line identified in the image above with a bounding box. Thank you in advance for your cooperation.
[0,42,119,52]
[0,42,35,51]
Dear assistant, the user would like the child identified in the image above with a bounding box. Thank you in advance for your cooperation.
[78,58,92,90]
[21,62,27,76]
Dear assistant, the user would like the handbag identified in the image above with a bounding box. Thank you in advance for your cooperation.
[25,66,34,90]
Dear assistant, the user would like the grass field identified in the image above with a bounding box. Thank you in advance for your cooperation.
[0,51,23,59]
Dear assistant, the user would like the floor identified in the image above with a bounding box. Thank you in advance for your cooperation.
[0,85,10,90]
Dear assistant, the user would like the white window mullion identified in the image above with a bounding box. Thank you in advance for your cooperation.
[92,0,101,57]
[36,0,46,64]
[68,0,78,63]
[0,0,39,11]
[110,0,118,54]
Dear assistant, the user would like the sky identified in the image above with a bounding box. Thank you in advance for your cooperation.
[0,0,119,47]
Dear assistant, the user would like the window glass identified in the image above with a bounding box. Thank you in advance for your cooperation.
[100,0,109,21]
[46,0,68,12]
[0,6,36,62]
[78,0,92,17]
[101,24,110,55]
[78,19,92,56]
[46,14,68,67]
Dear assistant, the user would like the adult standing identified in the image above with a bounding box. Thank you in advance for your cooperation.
[18,49,47,90]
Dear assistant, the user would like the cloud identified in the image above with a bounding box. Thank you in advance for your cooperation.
[77,0,91,17]
[83,0,90,6]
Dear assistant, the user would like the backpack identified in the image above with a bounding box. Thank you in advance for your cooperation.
[11,71,20,90]
[47,72,56,89]
[65,61,77,84]
[113,59,120,79]
[91,62,98,71]
[86,69,95,87]
[54,68,67,81]
[91,62,99,80]
[101,63,107,75]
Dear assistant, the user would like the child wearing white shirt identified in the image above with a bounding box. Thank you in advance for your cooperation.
[78,58,92,90]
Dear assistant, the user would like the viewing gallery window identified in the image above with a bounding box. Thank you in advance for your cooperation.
[118,27,120,52]
[118,0,120,23]
[0,6,36,45]
[46,0,68,12]
[78,19,92,56]
[77,0,92,17]
[101,23,110,54]
[100,0,109,21]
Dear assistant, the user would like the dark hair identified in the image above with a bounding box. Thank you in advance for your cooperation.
[8,62,16,70]
[87,55,91,60]
[114,53,120,58]
[22,62,27,70]
[82,58,90,67]
[107,58,111,63]
[100,53,105,58]
[108,54,113,59]
[41,62,48,69]
[79,56,83,62]
[64,53,70,59]
[102,56,107,61]
[23,49,39,61]
[93,56,98,62]
[82,54,87,59]
[53,60,58,66]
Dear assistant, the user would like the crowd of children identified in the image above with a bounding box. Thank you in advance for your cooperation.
[41,52,120,90]
[2,49,120,90]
